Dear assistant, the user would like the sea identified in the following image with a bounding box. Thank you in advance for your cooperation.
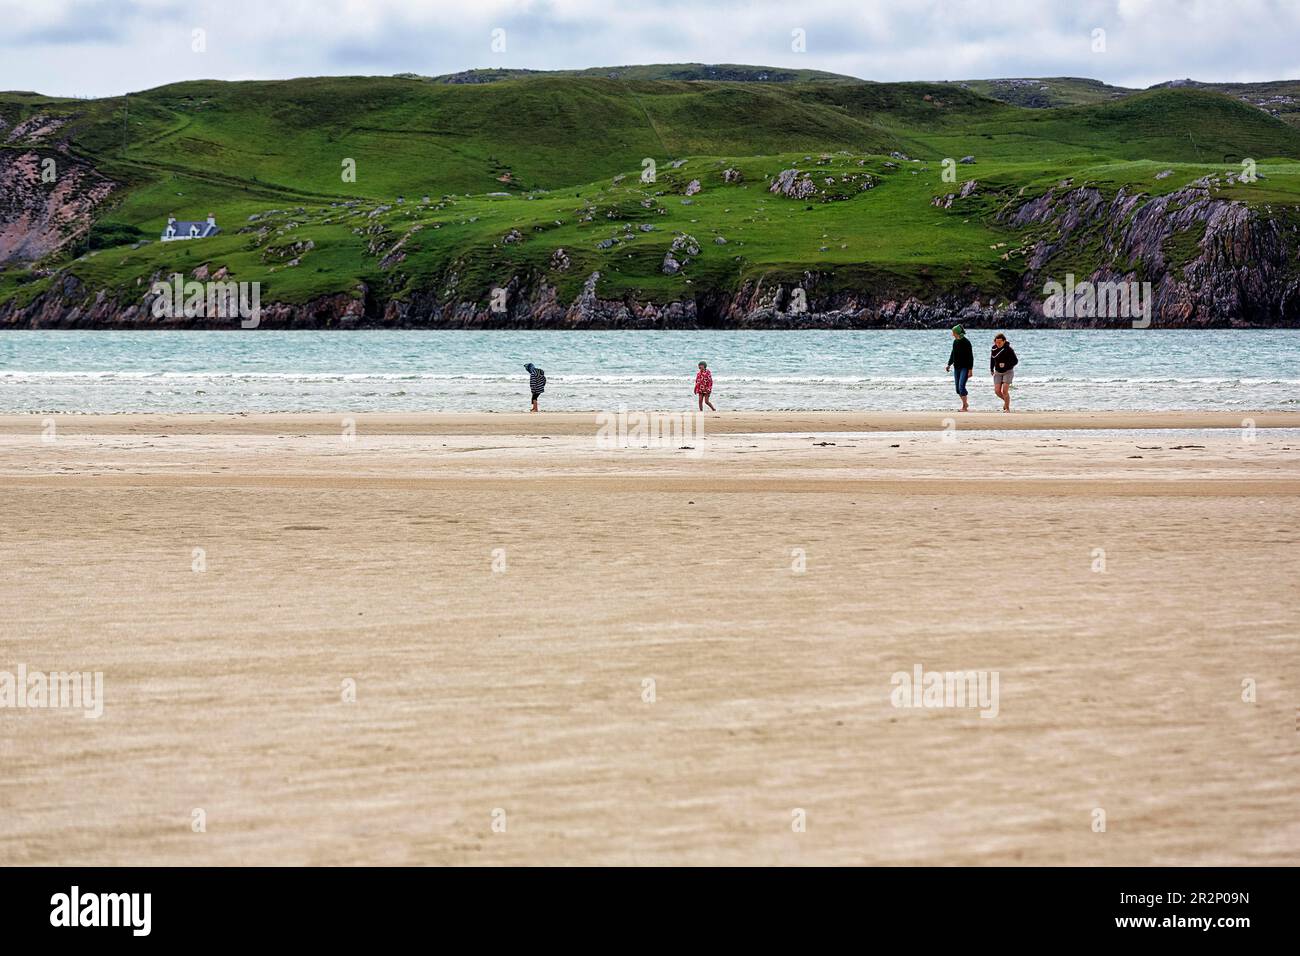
[0,329,1296,413]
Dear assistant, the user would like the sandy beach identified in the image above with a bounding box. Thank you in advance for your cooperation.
[1,411,1297,865]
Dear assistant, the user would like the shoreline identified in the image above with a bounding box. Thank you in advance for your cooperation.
[2,409,1297,436]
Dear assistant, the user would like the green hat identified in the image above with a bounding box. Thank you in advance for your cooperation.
[951,324,965,337]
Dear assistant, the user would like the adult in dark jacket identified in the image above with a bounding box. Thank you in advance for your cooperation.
[989,334,1019,412]
[945,325,975,411]
[525,362,546,413]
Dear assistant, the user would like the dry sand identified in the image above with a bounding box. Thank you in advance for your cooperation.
[1,411,1297,865]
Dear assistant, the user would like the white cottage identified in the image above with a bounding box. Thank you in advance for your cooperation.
[161,214,219,241]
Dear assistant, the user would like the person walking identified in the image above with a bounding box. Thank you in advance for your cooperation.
[989,334,1018,412]
[524,362,546,412]
[945,325,974,411]
[694,361,716,412]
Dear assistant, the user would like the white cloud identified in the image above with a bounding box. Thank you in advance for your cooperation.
[0,0,1294,98]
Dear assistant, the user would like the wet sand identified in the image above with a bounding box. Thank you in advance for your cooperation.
[3,409,1296,436]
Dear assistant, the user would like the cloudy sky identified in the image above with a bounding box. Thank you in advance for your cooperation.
[1,0,1296,98]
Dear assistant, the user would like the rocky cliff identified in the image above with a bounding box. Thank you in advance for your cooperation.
[2,177,1297,329]
[1006,176,1300,326]
[0,148,115,265]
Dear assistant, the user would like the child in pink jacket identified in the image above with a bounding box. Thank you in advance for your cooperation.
[694,361,716,412]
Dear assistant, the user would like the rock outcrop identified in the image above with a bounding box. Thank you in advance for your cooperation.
[932,179,978,208]
[769,168,818,199]
[1004,177,1300,325]
[0,150,115,264]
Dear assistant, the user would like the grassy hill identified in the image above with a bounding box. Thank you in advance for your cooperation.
[428,63,863,84]
[962,76,1300,130]
[2,70,1299,325]
[957,77,1133,109]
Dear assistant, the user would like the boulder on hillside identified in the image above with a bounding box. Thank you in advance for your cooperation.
[769,168,818,199]
[931,180,978,209]
[671,234,700,256]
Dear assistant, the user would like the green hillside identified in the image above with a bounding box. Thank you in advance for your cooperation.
[957,77,1133,108]
[428,63,863,84]
[2,70,1299,323]
[913,89,1300,162]
[963,76,1300,130]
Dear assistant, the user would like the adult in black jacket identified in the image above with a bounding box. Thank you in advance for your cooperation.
[989,334,1019,412]
[945,325,975,411]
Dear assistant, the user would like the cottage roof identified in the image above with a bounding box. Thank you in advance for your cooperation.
[164,218,220,238]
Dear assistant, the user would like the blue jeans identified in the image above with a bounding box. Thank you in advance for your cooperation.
[953,367,970,397]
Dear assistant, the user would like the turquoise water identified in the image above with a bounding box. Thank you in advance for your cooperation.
[1,329,1297,413]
